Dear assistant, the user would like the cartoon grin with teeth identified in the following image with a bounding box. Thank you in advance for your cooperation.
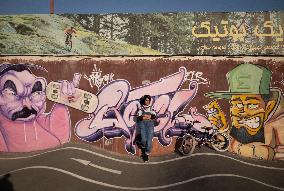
[205,63,284,160]
[229,94,274,143]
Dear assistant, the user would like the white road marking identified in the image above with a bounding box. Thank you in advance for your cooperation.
[71,158,122,175]
[0,146,284,170]
[1,166,284,190]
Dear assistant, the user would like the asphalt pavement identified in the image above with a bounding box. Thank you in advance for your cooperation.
[1,143,284,191]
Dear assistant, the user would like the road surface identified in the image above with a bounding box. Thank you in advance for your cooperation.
[1,143,284,191]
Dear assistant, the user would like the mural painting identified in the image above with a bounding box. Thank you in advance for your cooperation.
[0,63,78,152]
[75,66,199,154]
[206,63,284,160]
[0,9,284,190]
[0,57,283,161]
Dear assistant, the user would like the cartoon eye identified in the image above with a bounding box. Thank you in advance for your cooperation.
[207,108,218,116]
[236,103,244,108]
[2,88,19,99]
[30,91,45,102]
[248,104,258,109]
[3,88,14,94]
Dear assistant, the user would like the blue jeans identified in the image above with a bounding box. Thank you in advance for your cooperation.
[138,120,154,154]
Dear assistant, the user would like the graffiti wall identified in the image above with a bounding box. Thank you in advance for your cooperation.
[0,56,283,160]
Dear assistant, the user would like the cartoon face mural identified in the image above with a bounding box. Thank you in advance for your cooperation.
[0,63,74,152]
[206,63,284,160]
[0,65,47,121]
[230,94,275,137]
[203,100,227,132]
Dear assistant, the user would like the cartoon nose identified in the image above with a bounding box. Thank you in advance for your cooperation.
[238,110,248,117]
[23,97,32,109]
[241,105,250,114]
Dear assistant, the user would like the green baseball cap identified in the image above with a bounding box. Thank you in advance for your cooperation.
[205,63,272,99]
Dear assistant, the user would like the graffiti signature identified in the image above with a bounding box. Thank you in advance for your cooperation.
[184,70,209,85]
[83,64,114,89]
[75,67,200,154]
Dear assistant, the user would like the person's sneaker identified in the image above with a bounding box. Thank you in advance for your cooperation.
[143,154,149,162]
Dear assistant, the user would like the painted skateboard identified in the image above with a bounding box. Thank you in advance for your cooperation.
[46,81,98,113]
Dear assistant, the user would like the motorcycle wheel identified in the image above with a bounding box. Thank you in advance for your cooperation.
[179,134,196,156]
[211,132,230,152]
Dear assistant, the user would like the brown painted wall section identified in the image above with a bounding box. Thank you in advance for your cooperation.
[1,56,283,156]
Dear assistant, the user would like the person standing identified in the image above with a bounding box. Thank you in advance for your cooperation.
[137,95,156,162]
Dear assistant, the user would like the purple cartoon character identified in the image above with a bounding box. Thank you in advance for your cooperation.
[0,63,79,152]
